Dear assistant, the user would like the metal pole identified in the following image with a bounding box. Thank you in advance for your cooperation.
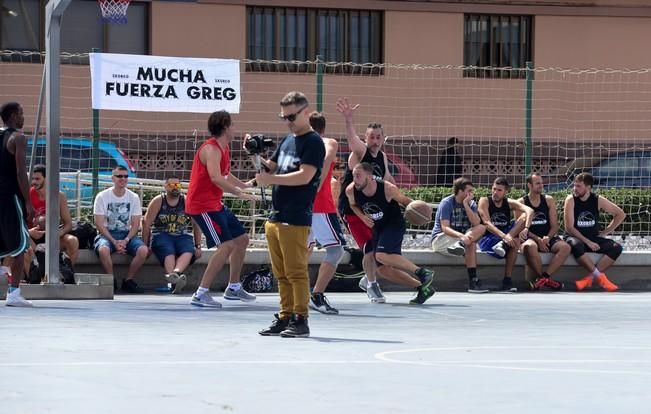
[316,55,324,112]
[44,0,72,284]
[29,65,46,174]
[92,47,100,197]
[524,61,533,177]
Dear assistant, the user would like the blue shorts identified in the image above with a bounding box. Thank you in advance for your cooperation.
[478,223,514,259]
[94,230,146,257]
[191,207,246,249]
[151,233,196,265]
[371,223,405,257]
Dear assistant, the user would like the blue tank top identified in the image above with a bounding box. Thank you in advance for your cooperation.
[152,194,193,236]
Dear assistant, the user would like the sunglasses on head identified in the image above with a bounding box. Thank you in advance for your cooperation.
[113,174,128,179]
[278,105,307,122]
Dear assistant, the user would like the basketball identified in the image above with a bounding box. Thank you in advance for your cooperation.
[404,200,433,226]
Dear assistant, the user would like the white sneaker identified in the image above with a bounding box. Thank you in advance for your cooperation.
[166,272,187,294]
[6,288,33,307]
[358,275,368,292]
[223,286,256,302]
[492,241,506,258]
[367,282,386,303]
[191,291,222,308]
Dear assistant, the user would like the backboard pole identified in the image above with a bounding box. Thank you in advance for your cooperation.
[44,0,72,284]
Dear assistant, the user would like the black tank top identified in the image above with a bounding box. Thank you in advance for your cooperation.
[0,127,19,196]
[487,197,512,232]
[338,149,387,216]
[573,193,600,240]
[152,194,193,236]
[524,195,551,238]
[353,179,403,229]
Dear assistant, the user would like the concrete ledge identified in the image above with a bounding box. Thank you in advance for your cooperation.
[18,284,114,300]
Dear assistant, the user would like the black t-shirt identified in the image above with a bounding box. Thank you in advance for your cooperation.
[269,130,325,226]
[573,193,600,241]
[353,179,404,230]
[524,195,551,238]
[486,197,512,233]
[0,127,19,197]
[338,149,387,216]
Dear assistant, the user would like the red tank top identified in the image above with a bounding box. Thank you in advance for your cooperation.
[186,138,230,214]
[30,187,47,225]
[313,162,336,213]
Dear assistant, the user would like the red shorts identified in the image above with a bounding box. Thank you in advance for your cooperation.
[343,214,373,253]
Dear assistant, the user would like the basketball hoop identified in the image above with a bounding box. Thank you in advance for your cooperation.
[98,0,130,24]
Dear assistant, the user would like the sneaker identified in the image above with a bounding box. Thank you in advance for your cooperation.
[409,283,436,305]
[500,278,517,293]
[358,275,368,292]
[5,288,33,307]
[595,273,618,292]
[492,241,506,258]
[415,267,435,290]
[529,276,548,291]
[544,277,564,291]
[309,293,339,314]
[280,314,310,338]
[121,279,144,294]
[575,275,593,291]
[259,313,290,336]
[447,240,465,256]
[468,278,489,293]
[223,286,257,302]
[367,281,386,303]
[191,291,222,308]
[172,274,187,295]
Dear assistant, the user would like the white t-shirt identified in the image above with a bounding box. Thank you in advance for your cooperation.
[93,188,143,233]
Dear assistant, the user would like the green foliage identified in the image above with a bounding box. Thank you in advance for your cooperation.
[404,186,651,235]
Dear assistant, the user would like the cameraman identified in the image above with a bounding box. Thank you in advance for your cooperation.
[255,91,325,338]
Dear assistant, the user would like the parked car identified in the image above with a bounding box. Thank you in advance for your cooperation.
[335,143,419,188]
[546,150,651,191]
[27,137,137,202]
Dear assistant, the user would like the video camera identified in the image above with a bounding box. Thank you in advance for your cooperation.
[244,134,275,155]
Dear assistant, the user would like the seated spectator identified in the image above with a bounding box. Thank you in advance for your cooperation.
[142,176,202,294]
[93,165,148,293]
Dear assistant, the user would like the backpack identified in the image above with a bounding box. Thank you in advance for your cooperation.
[241,266,274,293]
[28,245,75,284]
[69,220,98,250]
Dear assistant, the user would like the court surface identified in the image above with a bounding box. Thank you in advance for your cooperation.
[2,291,650,414]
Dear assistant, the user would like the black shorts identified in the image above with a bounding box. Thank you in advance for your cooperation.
[370,224,405,256]
[0,195,30,258]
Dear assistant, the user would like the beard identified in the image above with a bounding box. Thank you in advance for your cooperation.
[168,190,181,198]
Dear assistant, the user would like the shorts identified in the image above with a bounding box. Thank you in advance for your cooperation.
[191,207,245,249]
[431,233,462,256]
[478,223,515,259]
[308,213,346,248]
[343,213,373,253]
[0,194,30,258]
[94,230,147,257]
[529,235,564,251]
[370,224,405,256]
[151,233,196,265]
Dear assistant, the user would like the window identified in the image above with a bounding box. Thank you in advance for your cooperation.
[246,7,383,74]
[592,158,639,179]
[464,14,533,79]
[1,0,149,63]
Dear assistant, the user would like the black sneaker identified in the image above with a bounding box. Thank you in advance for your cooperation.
[468,278,489,293]
[500,278,518,293]
[415,267,435,289]
[409,283,436,305]
[280,314,310,338]
[121,278,144,293]
[258,313,290,336]
[309,293,339,315]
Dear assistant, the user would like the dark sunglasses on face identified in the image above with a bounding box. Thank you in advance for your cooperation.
[278,105,307,122]
[113,174,128,179]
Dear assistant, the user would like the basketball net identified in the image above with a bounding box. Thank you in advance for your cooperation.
[98,0,131,24]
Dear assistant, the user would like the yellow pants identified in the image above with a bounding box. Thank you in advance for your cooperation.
[264,221,311,319]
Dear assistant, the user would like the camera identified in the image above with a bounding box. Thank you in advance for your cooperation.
[244,134,275,155]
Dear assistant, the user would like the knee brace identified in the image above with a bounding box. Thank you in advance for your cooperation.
[567,237,586,259]
[323,245,345,267]
[605,241,623,261]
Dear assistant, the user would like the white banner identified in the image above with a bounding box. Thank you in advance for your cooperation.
[89,53,240,113]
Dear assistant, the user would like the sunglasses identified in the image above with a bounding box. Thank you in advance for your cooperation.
[168,183,182,188]
[278,105,307,122]
[113,174,129,179]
